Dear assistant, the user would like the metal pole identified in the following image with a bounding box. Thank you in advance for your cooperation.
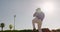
[14,15,16,30]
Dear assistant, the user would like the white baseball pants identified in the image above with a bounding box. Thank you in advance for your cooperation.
[32,17,42,32]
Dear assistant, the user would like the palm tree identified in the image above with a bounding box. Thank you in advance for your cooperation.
[9,24,13,30]
[0,23,5,31]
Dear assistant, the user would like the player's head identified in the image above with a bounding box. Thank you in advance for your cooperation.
[36,8,41,12]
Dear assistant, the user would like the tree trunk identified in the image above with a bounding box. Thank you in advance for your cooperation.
[1,27,3,31]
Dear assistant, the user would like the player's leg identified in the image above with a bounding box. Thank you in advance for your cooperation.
[32,18,37,30]
[37,19,42,32]
[32,17,38,32]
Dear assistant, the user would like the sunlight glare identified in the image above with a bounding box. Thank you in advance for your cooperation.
[41,2,54,14]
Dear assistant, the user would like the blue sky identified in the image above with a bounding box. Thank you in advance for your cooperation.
[0,0,60,30]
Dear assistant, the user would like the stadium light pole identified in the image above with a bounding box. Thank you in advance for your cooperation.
[14,15,16,30]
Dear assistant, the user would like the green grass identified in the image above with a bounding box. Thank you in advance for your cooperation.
[0,30,33,32]
[0,28,60,32]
